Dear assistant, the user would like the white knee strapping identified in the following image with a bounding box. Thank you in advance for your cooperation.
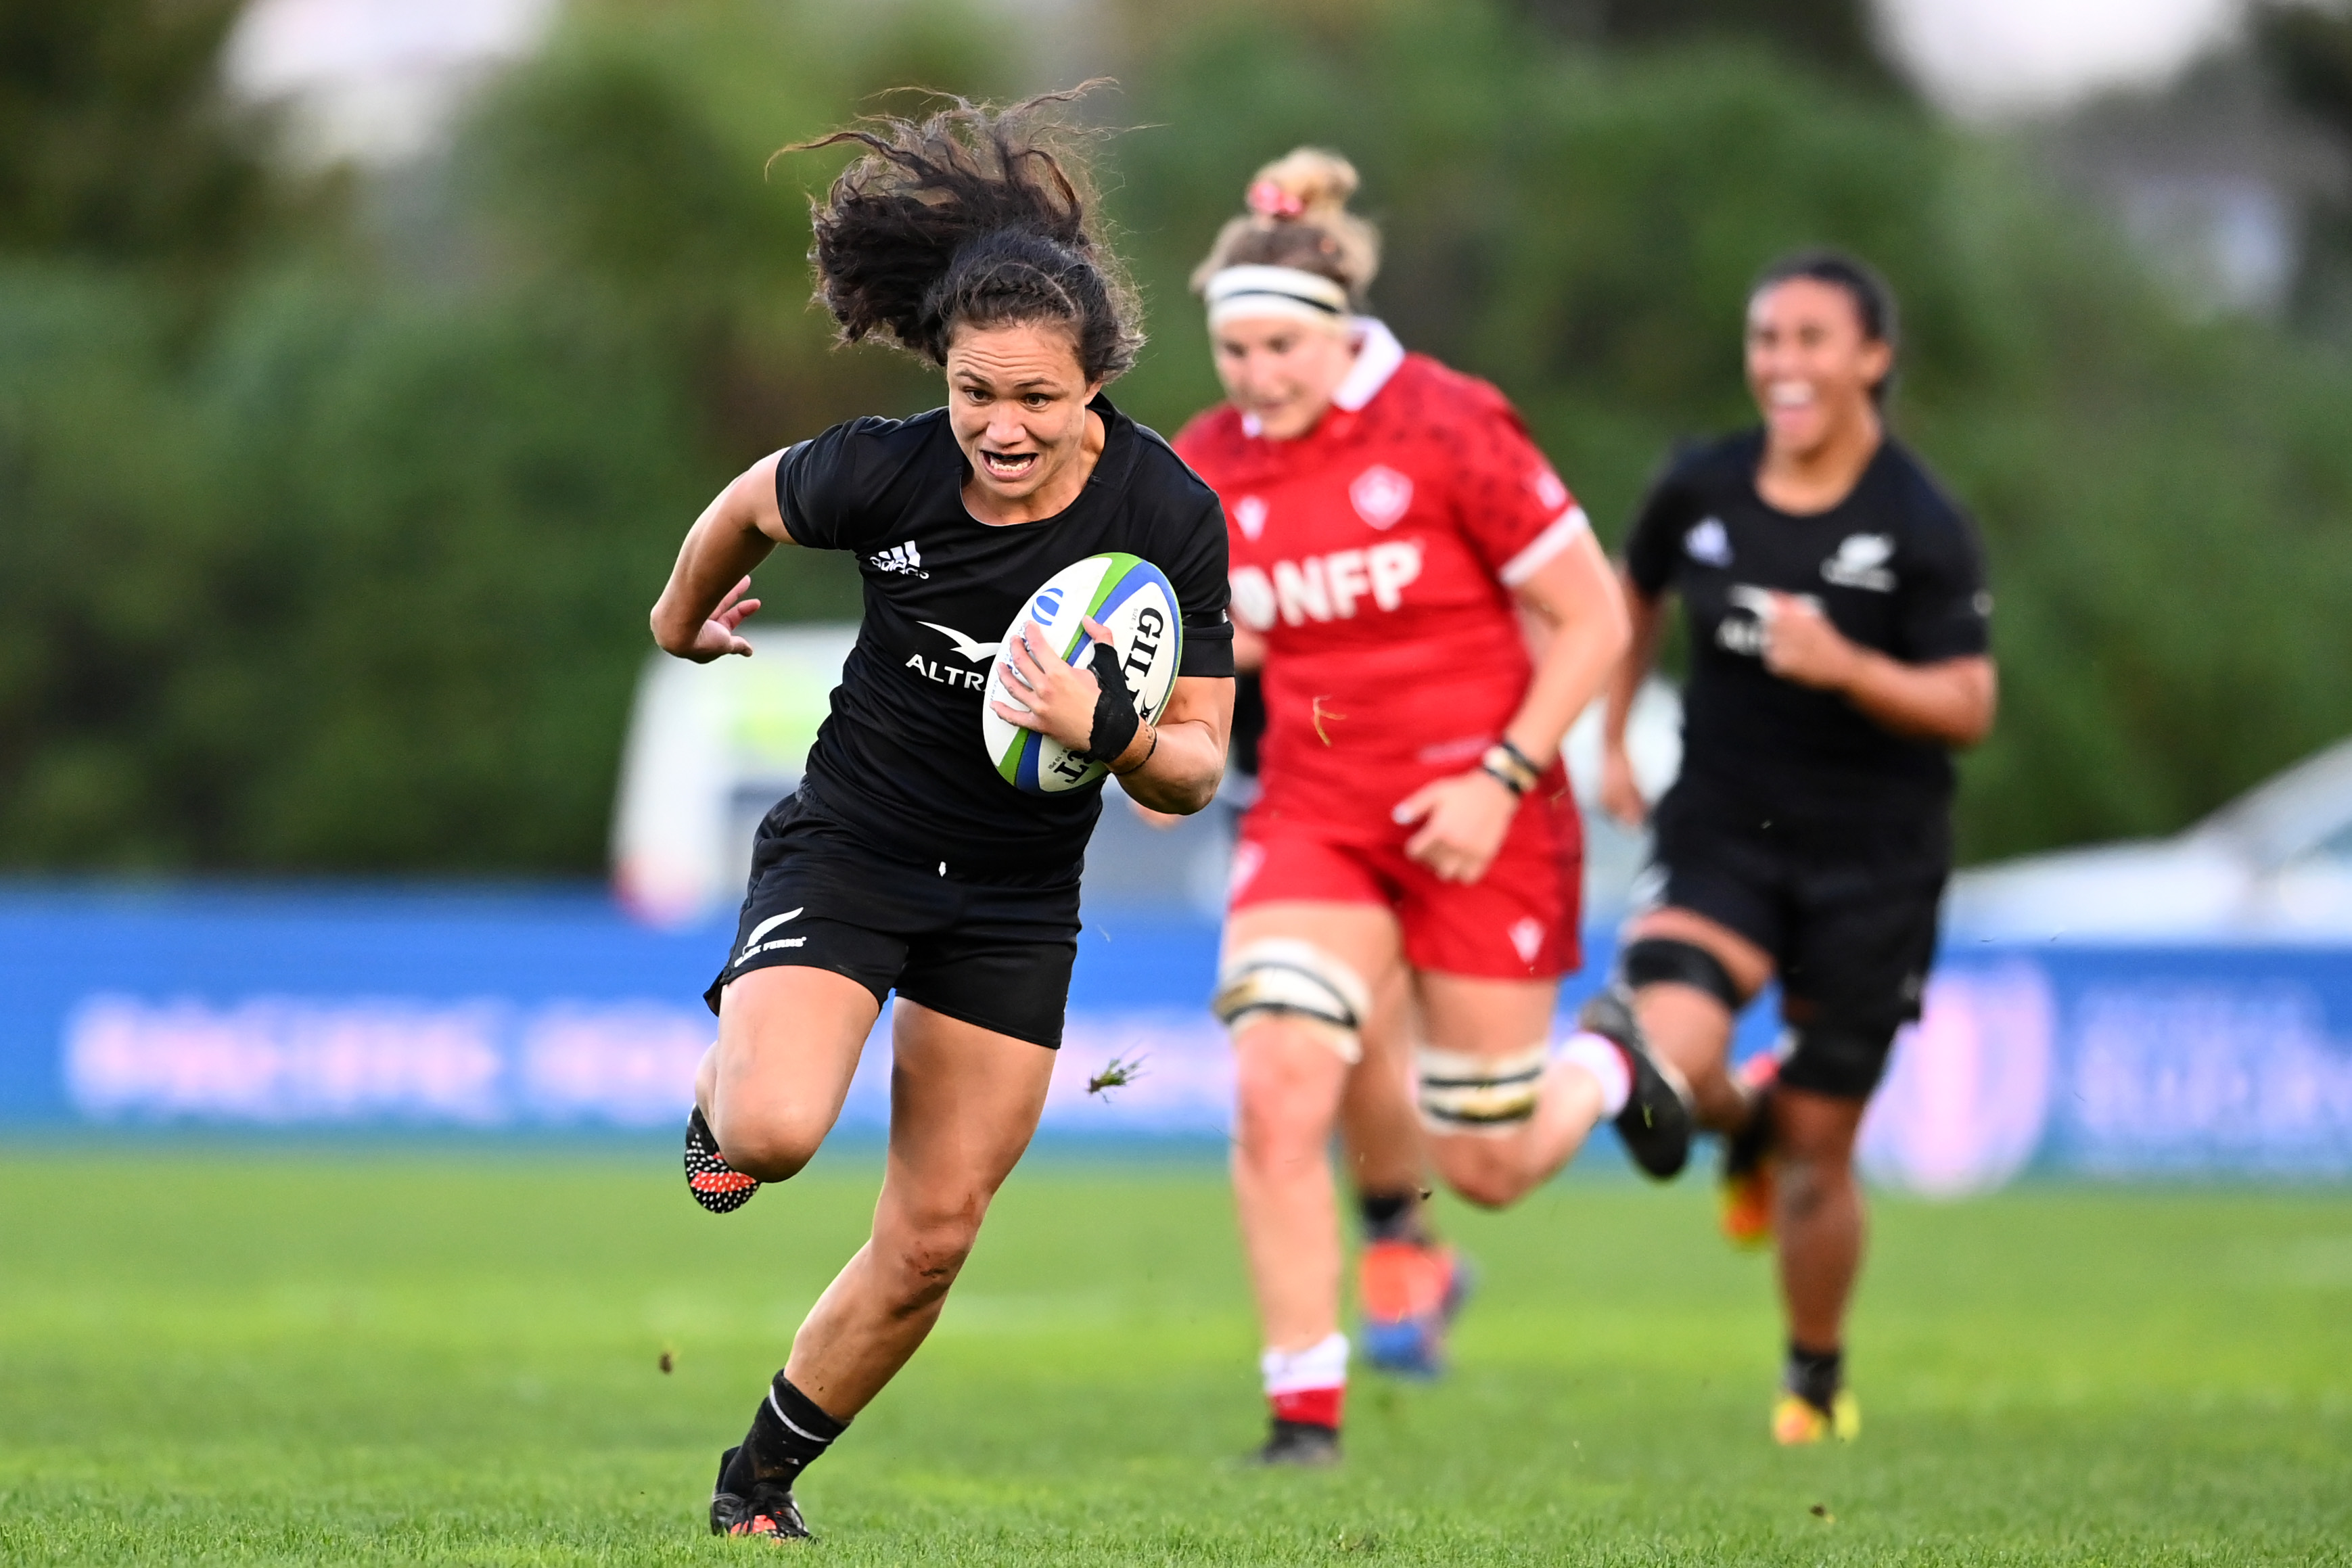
[1416,1042,1550,1134]
[1212,939,1371,1065]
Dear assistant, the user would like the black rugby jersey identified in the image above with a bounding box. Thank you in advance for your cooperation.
[1624,429,1989,821]
[772,394,1234,875]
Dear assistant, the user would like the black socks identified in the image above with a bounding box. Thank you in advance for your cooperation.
[727,1373,848,1494]
[1358,1189,1426,1245]
[1785,1341,1843,1412]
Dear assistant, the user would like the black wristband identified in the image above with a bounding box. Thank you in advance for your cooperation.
[1480,759,1529,797]
[1498,738,1544,778]
[1075,640,1143,765]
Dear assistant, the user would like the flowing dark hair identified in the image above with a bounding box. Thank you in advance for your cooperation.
[1751,248,1900,405]
[783,85,1142,385]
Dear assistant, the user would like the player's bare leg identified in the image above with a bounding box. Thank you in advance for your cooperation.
[785,1001,1055,1412]
[1414,975,1592,1207]
[701,967,879,1175]
[1337,967,1423,1207]
[1618,907,1770,1132]
[1766,1086,1868,1442]
[685,967,880,1212]
[1772,1088,1866,1346]
[708,997,1054,1534]
[1222,901,1400,1462]
[1618,908,1780,1245]
[1338,974,1471,1377]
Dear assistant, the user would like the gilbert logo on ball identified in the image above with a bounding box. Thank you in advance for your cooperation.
[982,553,1182,794]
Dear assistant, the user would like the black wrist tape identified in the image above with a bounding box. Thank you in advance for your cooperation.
[1076,640,1143,764]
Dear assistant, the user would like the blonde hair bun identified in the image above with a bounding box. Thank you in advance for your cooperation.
[1194,145,1381,303]
[1247,148,1359,223]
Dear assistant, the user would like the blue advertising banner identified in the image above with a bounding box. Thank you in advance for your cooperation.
[4,885,2350,1186]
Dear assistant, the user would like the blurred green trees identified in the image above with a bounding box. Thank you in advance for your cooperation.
[1115,3,2352,858]
[0,0,280,271]
[3,0,2351,874]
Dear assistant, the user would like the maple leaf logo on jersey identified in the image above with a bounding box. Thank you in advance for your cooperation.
[1349,465,1414,531]
[1234,496,1268,541]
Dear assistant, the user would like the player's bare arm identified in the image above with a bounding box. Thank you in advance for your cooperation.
[1232,620,1267,673]
[1600,572,1669,827]
[1124,674,1235,812]
[1393,529,1629,883]
[1760,593,1997,745]
[650,449,793,661]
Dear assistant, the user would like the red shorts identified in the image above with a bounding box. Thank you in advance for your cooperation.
[1228,787,1584,980]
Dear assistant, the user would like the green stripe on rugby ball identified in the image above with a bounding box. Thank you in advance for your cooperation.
[982,553,1183,795]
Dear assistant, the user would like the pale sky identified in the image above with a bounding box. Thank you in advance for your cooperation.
[226,0,554,161]
[1876,0,2246,116]
[225,0,2254,161]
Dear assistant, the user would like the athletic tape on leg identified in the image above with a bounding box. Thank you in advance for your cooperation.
[1416,1042,1550,1134]
[1779,1019,1901,1099]
[1621,936,1745,1013]
[1260,1331,1350,1396]
[1212,939,1370,1065]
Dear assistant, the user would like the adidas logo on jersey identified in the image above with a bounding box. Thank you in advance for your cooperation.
[1685,517,1732,567]
[871,540,929,578]
[1229,542,1423,630]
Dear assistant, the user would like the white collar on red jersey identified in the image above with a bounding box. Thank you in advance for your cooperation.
[1331,318,1406,411]
[1239,318,1405,438]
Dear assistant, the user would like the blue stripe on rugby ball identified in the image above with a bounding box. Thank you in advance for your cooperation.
[982,553,1182,795]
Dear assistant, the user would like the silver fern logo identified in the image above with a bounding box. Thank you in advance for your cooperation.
[1822,533,1896,592]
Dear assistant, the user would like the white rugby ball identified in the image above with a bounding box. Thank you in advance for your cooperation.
[982,553,1183,793]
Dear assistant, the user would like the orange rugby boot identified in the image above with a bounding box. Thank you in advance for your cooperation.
[1358,1239,1471,1378]
[1718,1053,1778,1249]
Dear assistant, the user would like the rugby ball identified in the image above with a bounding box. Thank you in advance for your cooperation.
[982,553,1183,793]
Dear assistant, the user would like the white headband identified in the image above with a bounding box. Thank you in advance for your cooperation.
[1205,264,1351,333]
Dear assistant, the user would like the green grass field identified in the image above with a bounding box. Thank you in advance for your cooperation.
[1,1148,2347,1565]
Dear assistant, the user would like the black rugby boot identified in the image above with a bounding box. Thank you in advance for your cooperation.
[1577,986,1694,1180]
[1250,1419,1341,1468]
[709,1445,810,1540]
[708,1373,844,1540]
[684,1105,760,1214]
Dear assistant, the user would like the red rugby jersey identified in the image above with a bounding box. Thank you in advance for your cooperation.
[1174,323,1591,835]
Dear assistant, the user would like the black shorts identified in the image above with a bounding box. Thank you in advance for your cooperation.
[704,793,1082,1050]
[1647,783,1950,1099]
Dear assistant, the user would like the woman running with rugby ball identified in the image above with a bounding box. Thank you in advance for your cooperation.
[1600,251,1996,1445]
[649,93,1233,1538]
[1175,150,1692,1467]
